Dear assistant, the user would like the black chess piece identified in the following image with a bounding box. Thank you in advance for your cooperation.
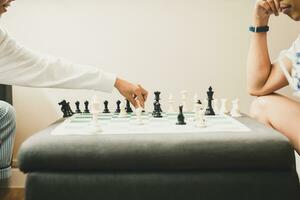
[58,100,69,118]
[205,86,215,116]
[176,105,186,125]
[115,100,121,113]
[125,99,133,113]
[75,101,82,113]
[103,100,110,113]
[59,100,74,118]
[84,101,90,113]
[153,102,162,118]
[152,91,163,115]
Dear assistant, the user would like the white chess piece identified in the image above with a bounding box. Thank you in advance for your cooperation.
[135,107,144,125]
[213,98,219,115]
[167,94,176,114]
[195,105,206,128]
[90,95,102,132]
[230,98,242,117]
[219,98,229,114]
[119,101,127,117]
[181,90,189,112]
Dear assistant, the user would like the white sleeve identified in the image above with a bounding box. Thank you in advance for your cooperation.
[283,34,300,61]
[0,28,117,93]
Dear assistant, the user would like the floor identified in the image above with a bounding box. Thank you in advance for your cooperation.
[0,168,26,200]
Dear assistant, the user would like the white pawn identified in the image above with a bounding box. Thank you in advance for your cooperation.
[195,105,206,128]
[167,94,176,114]
[193,103,203,121]
[230,98,242,117]
[213,98,219,115]
[119,101,127,118]
[181,90,189,112]
[90,95,102,132]
[219,98,229,114]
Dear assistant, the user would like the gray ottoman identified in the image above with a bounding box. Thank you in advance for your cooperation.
[18,117,300,200]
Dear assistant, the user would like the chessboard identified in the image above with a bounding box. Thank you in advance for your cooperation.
[51,112,251,136]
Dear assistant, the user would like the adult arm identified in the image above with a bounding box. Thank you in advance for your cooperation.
[247,0,292,96]
[0,28,148,107]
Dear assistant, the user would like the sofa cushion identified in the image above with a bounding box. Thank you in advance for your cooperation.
[18,117,295,173]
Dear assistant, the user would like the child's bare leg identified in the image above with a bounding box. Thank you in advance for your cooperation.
[250,93,300,153]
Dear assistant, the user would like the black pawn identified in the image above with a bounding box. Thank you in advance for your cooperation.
[75,101,82,113]
[103,100,110,113]
[84,101,90,113]
[115,100,121,113]
[176,106,186,125]
[153,102,163,118]
[125,99,133,113]
[205,86,215,116]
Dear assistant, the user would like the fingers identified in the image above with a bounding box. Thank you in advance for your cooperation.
[134,89,145,108]
[266,0,279,16]
[259,0,281,16]
[126,95,138,108]
[274,0,281,13]
[137,84,149,101]
[115,77,148,109]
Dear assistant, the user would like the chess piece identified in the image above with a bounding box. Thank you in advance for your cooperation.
[153,91,163,115]
[59,100,73,118]
[125,99,133,113]
[176,106,186,125]
[180,90,189,112]
[90,95,102,132]
[213,99,219,115]
[103,100,110,113]
[230,98,242,117]
[195,105,206,128]
[205,87,216,116]
[220,98,229,114]
[119,101,127,117]
[75,101,82,113]
[193,101,203,118]
[153,102,163,118]
[84,101,90,113]
[115,100,121,113]
[167,94,176,114]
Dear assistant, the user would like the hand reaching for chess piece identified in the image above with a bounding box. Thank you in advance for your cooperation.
[114,78,148,109]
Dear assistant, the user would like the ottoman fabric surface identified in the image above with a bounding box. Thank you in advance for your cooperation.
[18,117,295,172]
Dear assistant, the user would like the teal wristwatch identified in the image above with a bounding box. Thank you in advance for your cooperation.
[249,26,269,33]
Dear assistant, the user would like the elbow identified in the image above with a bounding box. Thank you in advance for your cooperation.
[247,86,265,97]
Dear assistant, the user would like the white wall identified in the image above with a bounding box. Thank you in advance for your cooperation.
[1,0,300,158]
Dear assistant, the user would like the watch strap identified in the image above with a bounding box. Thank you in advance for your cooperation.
[249,26,269,33]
